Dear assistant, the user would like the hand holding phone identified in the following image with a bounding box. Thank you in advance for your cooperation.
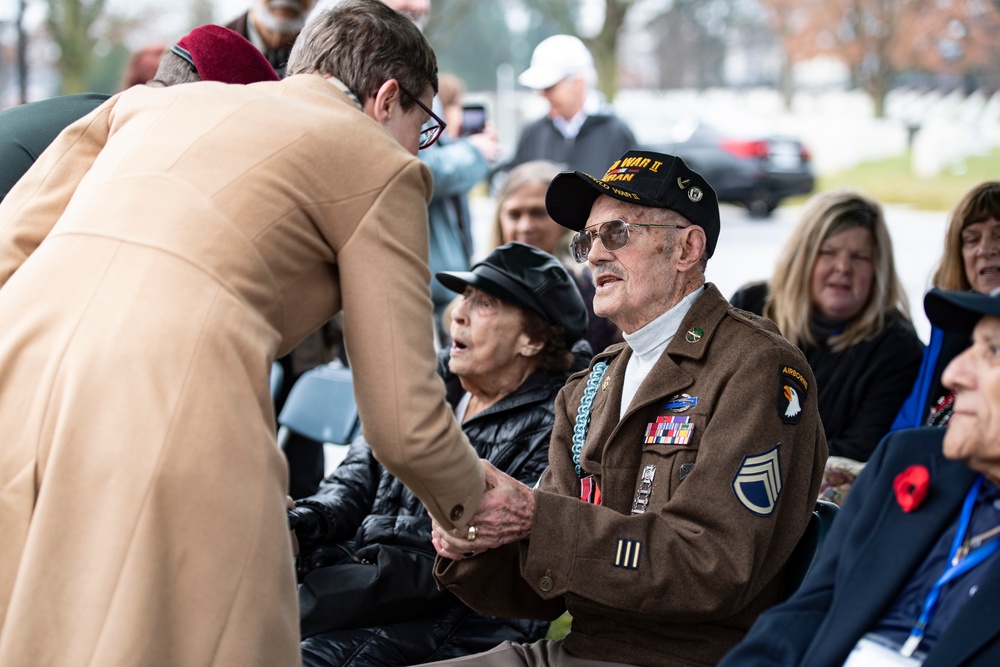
[460,104,487,137]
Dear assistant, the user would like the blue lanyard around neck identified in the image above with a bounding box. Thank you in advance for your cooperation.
[901,474,1000,657]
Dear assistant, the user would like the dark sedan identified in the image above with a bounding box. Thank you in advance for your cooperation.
[618,108,815,218]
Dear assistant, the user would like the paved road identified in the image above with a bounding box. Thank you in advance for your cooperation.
[470,197,947,343]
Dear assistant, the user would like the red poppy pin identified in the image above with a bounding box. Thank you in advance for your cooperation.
[893,465,930,513]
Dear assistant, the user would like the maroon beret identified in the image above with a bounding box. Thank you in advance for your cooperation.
[174,24,279,85]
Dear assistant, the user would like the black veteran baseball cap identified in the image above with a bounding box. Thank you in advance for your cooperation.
[436,242,588,345]
[925,287,1000,336]
[545,150,721,258]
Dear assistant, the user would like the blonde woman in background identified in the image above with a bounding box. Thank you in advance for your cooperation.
[731,190,923,463]
[490,160,622,353]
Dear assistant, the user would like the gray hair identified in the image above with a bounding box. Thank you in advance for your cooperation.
[150,51,202,87]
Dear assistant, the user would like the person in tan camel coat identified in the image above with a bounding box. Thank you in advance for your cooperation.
[0,1,487,665]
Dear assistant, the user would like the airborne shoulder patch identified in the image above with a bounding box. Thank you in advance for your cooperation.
[778,366,808,425]
[732,444,783,516]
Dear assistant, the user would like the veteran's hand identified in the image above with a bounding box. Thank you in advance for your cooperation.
[431,460,536,560]
[469,460,536,547]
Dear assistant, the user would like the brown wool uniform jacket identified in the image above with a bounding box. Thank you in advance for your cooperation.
[436,284,828,667]
[0,75,483,667]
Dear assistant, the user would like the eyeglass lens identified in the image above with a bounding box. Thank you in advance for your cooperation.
[571,220,631,263]
[418,126,439,149]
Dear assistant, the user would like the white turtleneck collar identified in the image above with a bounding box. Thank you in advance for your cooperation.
[619,285,704,418]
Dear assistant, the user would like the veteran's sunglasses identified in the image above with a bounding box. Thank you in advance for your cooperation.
[397,84,447,150]
[570,219,688,263]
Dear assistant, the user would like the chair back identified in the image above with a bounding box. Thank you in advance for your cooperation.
[782,499,840,597]
[276,362,359,449]
[270,361,284,403]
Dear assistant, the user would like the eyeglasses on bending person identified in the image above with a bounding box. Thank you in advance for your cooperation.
[570,218,688,263]
[397,83,447,150]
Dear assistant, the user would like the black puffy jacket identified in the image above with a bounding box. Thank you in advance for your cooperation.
[296,346,590,667]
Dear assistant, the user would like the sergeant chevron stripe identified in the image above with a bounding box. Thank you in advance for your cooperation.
[731,444,783,516]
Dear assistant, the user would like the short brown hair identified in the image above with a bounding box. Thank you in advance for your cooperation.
[285,0,438,109]
[520,307,574,375]
[932,181,1000,291]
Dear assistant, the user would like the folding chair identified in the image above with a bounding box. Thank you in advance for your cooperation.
[783,499,840,598]
[270,361,284,403]
[276,362,360,451]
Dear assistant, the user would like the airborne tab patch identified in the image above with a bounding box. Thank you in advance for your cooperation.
[732,444,783,516]
[613,538,642,570]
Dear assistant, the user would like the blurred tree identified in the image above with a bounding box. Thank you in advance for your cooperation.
[45,0,109,94]
[425,0,513,92]
[760,0,1000,117]
[647,0,751,91]
[758,0,808,109]
[519,0,636,101]
[44,0,141,95]
[588,0,634,100]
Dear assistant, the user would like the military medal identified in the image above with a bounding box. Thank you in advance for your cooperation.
[644,415,693,445]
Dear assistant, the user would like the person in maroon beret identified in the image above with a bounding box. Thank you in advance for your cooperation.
[0,24,277,204]
[158,23,279,86]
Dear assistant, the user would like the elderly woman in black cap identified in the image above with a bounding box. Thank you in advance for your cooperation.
[287,242,590,667]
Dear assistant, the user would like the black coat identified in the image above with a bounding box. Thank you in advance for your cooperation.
[719,428,1000,667]
[731,282,923,461]
[296,348,589,667]
[506,112,637,177]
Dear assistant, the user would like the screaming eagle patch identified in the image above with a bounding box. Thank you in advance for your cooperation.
[778,366,808,425]
[732,444,783,516]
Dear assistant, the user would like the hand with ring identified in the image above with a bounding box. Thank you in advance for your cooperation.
[431,519,485,561]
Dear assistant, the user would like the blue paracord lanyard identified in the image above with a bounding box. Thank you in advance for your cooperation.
[572,361,608,477]
[901,474,1000,657]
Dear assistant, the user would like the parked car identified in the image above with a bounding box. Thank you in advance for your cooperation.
[617,105,815,218]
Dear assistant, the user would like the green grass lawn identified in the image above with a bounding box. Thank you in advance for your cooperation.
[786,148,1000,212]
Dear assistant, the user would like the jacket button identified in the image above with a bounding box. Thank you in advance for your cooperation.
[450,505,464,521]
[538,576,554,592]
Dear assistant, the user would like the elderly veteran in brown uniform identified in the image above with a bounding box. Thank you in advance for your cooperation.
[0,1,485,666]
[428,150,829,667]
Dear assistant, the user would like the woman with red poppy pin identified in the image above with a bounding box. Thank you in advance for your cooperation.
[719,287,1000,667]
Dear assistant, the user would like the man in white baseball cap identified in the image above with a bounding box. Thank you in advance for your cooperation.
[504,34,636,177]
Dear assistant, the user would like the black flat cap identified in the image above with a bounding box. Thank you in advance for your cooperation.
[436,242,588,345]
[925,287,1000,336]
[545,150,721,258]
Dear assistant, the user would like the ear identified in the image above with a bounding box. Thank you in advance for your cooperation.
[675,225,707,271]
[363,79,401,125]
[517,332,545,359]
